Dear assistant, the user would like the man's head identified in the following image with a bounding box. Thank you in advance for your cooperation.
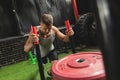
[41,14,53,27]
[40,14,53,35]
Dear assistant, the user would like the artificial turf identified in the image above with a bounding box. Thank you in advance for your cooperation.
[0,48,99,80]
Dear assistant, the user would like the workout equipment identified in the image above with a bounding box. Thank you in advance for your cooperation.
[65,20,76,53]
[64,0,76,53]
[92,0,120,79]
[28,51,37,64]
[73,13,97,46]
[52,52,106,80]
[72,0,79,21]
[31,26,45,80]
[71,0,97,46]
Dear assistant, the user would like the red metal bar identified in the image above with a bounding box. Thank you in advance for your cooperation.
[65,20,71,30]
[64,20,76,53]
[31,26,39,44]
[72,0,79,20]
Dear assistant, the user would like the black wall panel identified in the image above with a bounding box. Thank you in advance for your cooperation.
[76,0,92,15]
[39,0,75,27]
[16,0,41,33]
[0,0,75,39]
[0,0,20,39]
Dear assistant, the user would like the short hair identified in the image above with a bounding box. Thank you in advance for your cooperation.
[41,14,53,26]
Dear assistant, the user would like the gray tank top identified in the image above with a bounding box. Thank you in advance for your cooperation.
[34,26,55,57]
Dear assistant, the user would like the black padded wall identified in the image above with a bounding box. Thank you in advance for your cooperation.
[0,0,20,39]
[76,0,92,15]
[0,0,75,39]
[0,0,41,38]
[39,0,75,27]
[16,0,41,33]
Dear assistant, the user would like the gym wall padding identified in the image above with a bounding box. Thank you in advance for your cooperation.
[76,0,92,15]
[0,0,41,39]
[0,0,75,39]
[39,0,75,27]
[16,0,41,33]
[0,0,21,39]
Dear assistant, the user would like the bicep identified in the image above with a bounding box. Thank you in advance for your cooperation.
[54,28,66,40]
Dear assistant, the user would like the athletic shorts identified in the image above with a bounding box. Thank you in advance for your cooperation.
[42,49,58,64]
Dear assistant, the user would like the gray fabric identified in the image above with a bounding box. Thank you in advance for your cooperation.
[34,26,55,57]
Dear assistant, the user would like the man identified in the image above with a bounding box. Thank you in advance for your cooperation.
[24,13,74,75]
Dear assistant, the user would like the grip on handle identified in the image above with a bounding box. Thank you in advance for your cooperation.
[31,26,39,44]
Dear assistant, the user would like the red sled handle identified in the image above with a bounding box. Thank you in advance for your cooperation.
[31,26,39,44]
[65,20,71,31]
[65,20,76,53]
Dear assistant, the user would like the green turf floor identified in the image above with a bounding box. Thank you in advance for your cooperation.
[0,48,99,80]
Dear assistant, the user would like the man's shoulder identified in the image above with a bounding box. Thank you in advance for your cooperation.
[52,26,59,31]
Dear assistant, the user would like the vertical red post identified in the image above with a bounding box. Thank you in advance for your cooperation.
[72,0,79,21]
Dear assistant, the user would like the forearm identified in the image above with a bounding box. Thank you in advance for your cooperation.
[24,36,34,52]
[24,43,33,53]
[62,35,70,42]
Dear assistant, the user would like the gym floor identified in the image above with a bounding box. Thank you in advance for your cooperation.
[0,46,99,80]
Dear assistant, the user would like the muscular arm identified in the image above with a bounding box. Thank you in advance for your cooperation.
[24,26,40,53]
[52,26,70,42]
[24,32,34,53]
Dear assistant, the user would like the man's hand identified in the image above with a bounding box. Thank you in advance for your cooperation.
[65,28,74,36]
[30,32,39,43]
